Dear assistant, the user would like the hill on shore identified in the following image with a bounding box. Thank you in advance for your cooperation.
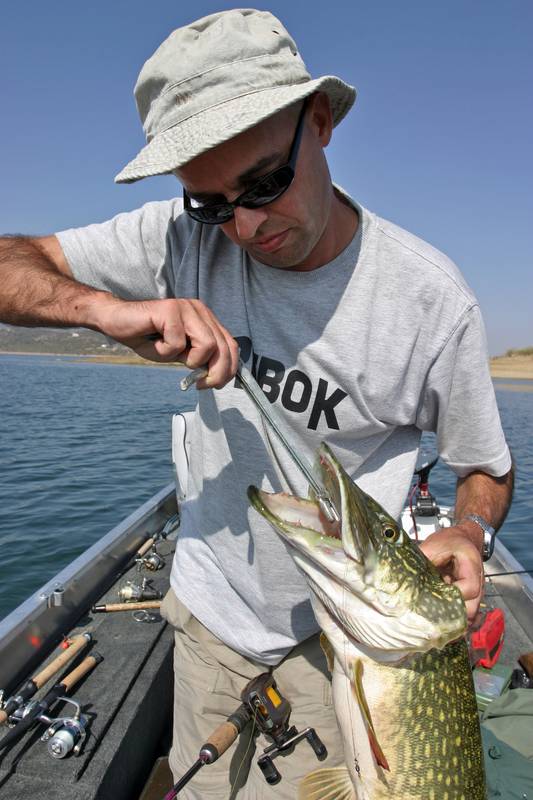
[0,324,131,356]
[1,325,532,379]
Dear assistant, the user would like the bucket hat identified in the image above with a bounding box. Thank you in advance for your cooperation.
[115,9,356,183]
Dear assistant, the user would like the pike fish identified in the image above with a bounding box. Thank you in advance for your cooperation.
[248,443,485,800]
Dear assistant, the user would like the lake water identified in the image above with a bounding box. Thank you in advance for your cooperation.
[0,355,532,620]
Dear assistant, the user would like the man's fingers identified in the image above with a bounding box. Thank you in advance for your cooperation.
[420,529,484,624]
[101,297,238,387]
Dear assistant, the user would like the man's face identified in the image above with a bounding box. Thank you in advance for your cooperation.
[175,94,338,271]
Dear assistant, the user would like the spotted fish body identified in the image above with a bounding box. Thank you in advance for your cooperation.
[248,443,485,800]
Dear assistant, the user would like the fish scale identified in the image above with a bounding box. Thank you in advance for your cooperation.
[248,442,486,800]
[360,640,484,799]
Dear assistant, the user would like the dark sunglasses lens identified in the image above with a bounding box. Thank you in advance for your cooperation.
[188,203,234,224]
[241,166,294,208]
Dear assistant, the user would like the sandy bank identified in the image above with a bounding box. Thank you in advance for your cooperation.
[490,355,533,381]
[3,349,533,381]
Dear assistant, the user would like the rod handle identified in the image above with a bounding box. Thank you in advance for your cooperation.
[61,652,103,692]
[33,634,91,689]
[519,652,533,680]
[136,537,155,558]
[201,721,240,762]
[92,600,161,613]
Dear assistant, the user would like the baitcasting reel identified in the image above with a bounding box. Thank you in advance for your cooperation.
[244,673,327,784]
[164,672,327,798]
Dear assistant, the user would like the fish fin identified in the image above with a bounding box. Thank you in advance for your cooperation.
[320,631,335,673]
[298,766,356,800]
[352,660,390,772]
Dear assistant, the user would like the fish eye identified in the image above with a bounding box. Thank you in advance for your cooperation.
[382,525,399,542]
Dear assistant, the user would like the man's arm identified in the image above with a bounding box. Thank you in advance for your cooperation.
[0,234,238,387]
[420,466,514,624]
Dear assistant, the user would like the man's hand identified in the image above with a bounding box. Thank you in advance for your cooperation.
[92,295,239,389]
[419,526,484,625]
[420,468,514,625]
[0,235,239,389]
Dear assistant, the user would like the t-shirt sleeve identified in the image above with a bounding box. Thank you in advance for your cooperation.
[416,304,511,477]
[56,198,190,301]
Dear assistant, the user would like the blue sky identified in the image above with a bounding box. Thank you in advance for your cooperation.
[1,0,531,354]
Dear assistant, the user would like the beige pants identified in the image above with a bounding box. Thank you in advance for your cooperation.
[160,590,345,799]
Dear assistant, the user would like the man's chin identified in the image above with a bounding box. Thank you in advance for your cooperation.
[247,239,313,271]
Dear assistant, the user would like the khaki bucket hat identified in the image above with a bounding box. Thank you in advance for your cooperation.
[115,8,356,183]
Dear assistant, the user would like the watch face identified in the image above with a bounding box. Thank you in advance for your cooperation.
[483,530,496,561]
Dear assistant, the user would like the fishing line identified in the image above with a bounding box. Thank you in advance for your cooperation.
[227,704,259,800]
[486,568,533,578]
[340,517,363,783]
[407,482,419,540]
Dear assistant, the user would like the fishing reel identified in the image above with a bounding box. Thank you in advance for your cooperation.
[134,513,179,572]
[8,697,89,758]
[412,456,440,517]
[242,674,327,785]
[165,673,327,798]
[118,578,162,603]
[40,698,89,758]
[136,546,165,571]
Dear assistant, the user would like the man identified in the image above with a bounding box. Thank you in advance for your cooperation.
[0,9,512,798]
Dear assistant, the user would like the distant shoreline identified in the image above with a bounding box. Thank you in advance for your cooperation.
[2,350,533,381]
[490,355,533,381]
[0,351,184,368]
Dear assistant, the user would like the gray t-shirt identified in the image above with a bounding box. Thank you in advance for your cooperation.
[57,197,511,664]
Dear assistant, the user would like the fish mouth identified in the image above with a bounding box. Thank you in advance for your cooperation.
[316,443,381,564]
[247,443,376,569]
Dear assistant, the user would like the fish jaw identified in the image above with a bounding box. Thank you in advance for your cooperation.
[247,443,467,656]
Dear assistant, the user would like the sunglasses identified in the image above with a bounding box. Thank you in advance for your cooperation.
[183,100,308,225]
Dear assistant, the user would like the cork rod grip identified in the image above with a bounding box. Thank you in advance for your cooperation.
[136,538,155,558]
[205,721,240,758]
[92,600,161,612]
[33,634,90,689]
[60,653,102,692]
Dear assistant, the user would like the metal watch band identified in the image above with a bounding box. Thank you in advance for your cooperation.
[460,513,496,561]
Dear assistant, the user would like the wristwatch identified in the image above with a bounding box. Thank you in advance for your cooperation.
[461,514,496,561]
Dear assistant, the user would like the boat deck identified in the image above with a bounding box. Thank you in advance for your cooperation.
[485,541,533,668]
[0,544,175,800]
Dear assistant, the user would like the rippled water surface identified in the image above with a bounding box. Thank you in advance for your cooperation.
[0,357,532,620]
[0,355,195,618]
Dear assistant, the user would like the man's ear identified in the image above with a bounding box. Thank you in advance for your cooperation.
[308,92,334,147]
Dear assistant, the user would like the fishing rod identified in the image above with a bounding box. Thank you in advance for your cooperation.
[0,652,102,758]
[181,359,340,523]
[0,633,92,726]
[163,673,327,798]
[91,600,161,613]
[131,513,179,572]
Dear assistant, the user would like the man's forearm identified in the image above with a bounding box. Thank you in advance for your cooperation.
[453,466,514,552]
[0,235,109,329]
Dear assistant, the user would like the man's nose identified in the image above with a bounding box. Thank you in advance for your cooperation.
[233,205,268,240]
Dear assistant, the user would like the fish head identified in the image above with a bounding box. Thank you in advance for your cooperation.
[247,443,467,657]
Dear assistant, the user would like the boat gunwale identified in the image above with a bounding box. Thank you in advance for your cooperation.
[0,483,177,692]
